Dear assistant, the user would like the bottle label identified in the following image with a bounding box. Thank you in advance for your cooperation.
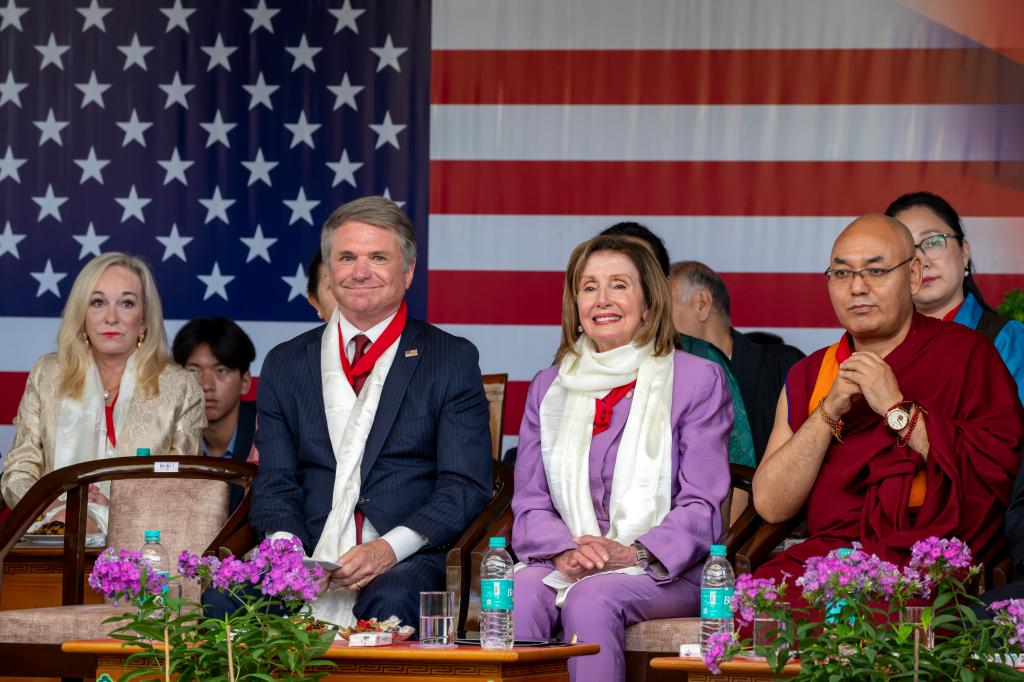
[481,579,513,610]
[700,587,734,619]
[157,571,170,596]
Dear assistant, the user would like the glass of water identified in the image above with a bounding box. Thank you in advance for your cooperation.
[419,591,456,648]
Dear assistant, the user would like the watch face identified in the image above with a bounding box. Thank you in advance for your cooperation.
[887,407,910,431]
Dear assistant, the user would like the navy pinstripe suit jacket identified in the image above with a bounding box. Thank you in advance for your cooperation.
[250,316,493,556]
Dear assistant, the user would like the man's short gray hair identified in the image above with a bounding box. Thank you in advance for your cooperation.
[320,196,417,271]
[669,260,731,319]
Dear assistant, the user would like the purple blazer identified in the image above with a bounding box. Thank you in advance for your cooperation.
[511,350,733,584]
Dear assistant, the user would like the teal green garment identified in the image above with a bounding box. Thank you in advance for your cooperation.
[678,334,757,467]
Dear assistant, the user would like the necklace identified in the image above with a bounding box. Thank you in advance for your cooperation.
[103,384,119,402]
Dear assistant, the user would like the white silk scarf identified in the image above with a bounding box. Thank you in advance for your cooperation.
[311,307,399,627]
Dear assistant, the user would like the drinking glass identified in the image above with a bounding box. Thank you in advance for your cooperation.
[903,606,935,649]
[419,591,456,648]
[753,613,788,656]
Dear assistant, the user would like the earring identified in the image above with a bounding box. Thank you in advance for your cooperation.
[82,331,90,348]
[577,325,583,333]
[964,268,970,277]
[137,333,145,348]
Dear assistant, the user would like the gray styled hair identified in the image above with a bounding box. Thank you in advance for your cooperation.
[320,196,417,271]
[669,260,731,318]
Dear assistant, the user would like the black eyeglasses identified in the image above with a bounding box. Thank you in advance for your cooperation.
[824,256,914,284]
[914,233,963,256]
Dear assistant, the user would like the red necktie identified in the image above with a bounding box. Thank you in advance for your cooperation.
[593,381,637,435]
[350,334,372,395]
[350,334,370,544]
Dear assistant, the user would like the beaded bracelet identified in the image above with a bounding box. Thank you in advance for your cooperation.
[817,399,844,443]
[897,404,928,448]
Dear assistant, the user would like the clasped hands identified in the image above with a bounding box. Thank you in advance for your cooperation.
[825,351,904,420]
[323,539,397,592]
[553,535,638,581]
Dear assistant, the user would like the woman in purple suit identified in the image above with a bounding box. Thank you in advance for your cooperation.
[512,236,733,682]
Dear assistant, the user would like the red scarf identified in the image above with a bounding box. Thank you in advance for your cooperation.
[105,392,118,447]
[337,301,407,392]
[593,381,637,435]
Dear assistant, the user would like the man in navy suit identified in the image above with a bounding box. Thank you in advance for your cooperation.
[246,196,492,628]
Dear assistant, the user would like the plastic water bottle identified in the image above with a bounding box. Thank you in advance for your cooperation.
[140,530,172,608]
[700,544,735,654]
[825,548,854,624]
[480,536,514,649]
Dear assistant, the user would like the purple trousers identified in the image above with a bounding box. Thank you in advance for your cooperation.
[514,565,700,682]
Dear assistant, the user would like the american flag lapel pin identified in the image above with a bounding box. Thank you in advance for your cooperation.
[404,349,419,358]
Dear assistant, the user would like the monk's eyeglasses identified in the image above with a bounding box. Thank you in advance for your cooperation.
[824,256,914,285]
[914,233,963,258]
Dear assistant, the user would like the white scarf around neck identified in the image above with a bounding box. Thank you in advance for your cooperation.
[53,352,138,533]
[538,337,674,602]
[311,307,400,627]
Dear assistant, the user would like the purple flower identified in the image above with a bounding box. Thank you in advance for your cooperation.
[179,536,323,605]
[990,599,1024,646]
[732,574,787,627]
[796,545,925,607]
[702,631,738,675]
[89,548,167,604]
[909,537,973,584]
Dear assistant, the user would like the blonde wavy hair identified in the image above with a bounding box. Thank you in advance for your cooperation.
[57,252,170,400]
[555,236,676,363]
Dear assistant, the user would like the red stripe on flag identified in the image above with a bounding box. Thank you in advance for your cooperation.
[430,272,836,326]
[430,161,1024,215]
[0,373,262,424]
[503,380,529,437]
[429,271,1024,327]
[432,49,1024,105]
[0,372,28,425]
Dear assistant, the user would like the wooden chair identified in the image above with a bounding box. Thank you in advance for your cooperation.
[0,455,257,680]
[482,373,508,461]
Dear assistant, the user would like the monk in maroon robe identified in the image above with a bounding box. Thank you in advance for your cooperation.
[752,214,1024,581]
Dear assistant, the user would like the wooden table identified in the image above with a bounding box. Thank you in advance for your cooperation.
[650,656,800,680]
[62,639,600,681]
[1,543,104,612]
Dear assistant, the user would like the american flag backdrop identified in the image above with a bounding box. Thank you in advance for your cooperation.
[427,0,1024,449]
[2,0,1024,456]
[0,0,430,452]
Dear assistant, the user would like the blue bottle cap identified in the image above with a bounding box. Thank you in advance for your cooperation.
[135,448,151,456]
[144,530,160,542]
[837,548,854,556]
[488,537,507,548]
[710,544,727,556]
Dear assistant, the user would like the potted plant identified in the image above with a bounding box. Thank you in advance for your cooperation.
[703,537,1024,680]
[89,536,335,681]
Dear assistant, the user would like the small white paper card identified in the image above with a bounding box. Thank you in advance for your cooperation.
[154,461,179,473]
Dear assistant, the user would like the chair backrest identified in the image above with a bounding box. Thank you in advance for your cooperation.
[445,461,513,632]
[0,456,257,607]
[107,479,230,601]
[482,373,508,461]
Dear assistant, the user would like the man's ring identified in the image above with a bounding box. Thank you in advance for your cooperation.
[354,580,361,590]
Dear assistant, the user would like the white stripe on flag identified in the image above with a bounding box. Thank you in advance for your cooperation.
[432,0,974,50]
[438,323,843,381]
[428,215,1024,275]
[430,104,1024,162]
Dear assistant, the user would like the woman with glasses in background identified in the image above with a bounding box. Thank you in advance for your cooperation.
[886,192,1023,403]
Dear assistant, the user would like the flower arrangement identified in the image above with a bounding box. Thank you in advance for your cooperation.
[92,536,335,681]
[703,537,1024,681]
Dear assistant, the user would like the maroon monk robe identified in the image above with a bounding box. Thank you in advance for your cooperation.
[756,313,1024,583]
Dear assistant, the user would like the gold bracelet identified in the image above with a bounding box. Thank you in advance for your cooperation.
[818,399,844,443]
